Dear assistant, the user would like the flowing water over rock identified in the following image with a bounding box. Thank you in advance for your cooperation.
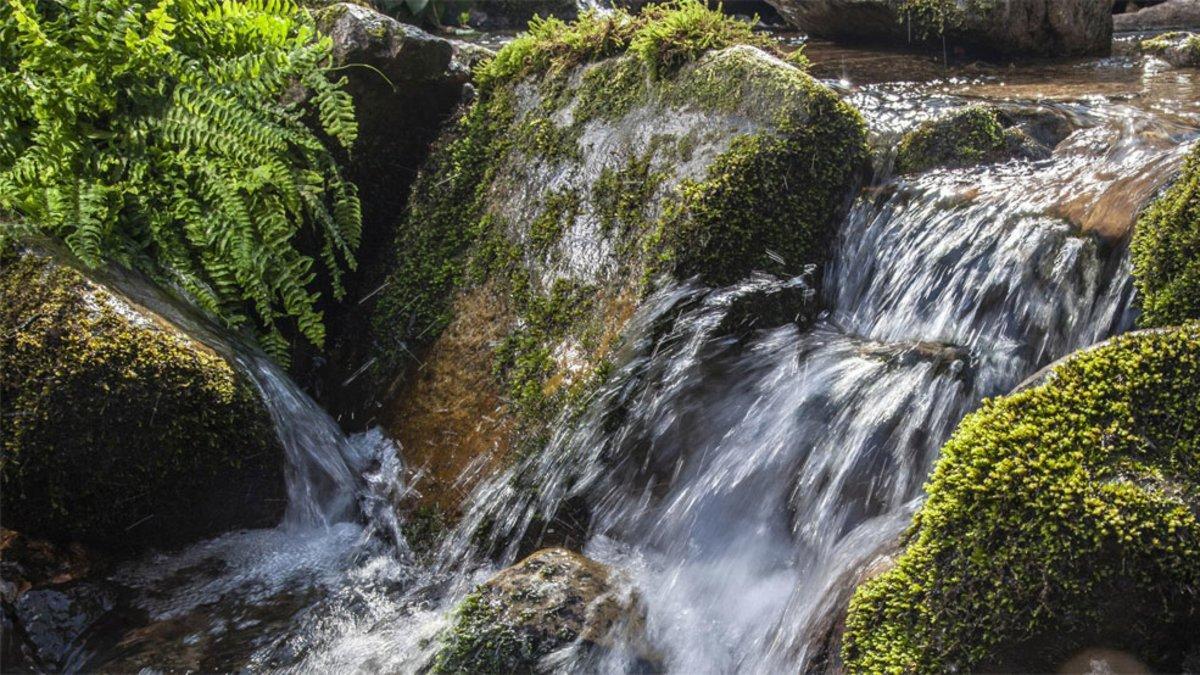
[69,46,1200,673]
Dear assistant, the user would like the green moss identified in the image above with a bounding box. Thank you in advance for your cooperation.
[369,0,864,469]
[475,1,789,93]
[0,250,284,551]
[1132,141,1200,328]
[842,325,1200,673]
[895,105,1008,174]
[431,590,537,673]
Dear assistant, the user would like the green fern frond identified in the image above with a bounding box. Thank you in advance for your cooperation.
[0,0,361,363]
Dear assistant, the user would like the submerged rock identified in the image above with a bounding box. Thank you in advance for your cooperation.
[1131,140,1200,327]
[1140,30,1200,67]
[765,0,1113,57]
[8,582,116,671]
[0,249,286,552]
[1114,0,1200,32]
[841,324,1200,672]
[365,4,867,517]
[431,548,653,672]
[895,105,1061,174]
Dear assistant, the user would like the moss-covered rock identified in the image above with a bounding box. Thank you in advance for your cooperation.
[367,2,866,512]
[1141,31,1200,68]
[431,548,653,672]
[894,105,1057,175]
[841,324,1200,673]
[0,250,285,552]
[1132,140,1200,328]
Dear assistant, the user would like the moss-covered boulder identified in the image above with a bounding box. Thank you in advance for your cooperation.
[841,324,1200,673]
[1132,140,1200,328]
[894,105,1058,174]
[366,2,866,514]
[1140,31,1200,68]
[431,548,653,672]
[765,0,1113,57]
[0,250,286,552]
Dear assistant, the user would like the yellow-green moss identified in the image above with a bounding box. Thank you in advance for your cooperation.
[0,250,284,551]
[895,105,1008,174]
[842,325,1200,673]
[1132,141,1200,328]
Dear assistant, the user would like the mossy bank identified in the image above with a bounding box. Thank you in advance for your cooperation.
[1132,140,1200,328]
[366,1,867,517]
[0,249,286,552]
[841,324,1200,672]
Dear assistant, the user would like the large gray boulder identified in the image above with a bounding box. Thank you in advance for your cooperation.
[1114,0,1200,31]
[765,0,1113,57]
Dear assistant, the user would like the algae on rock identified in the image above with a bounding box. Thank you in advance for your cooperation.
[431,548,653,673]
[841,324,1200,673]
[0,249,285,552]
[368,3,867,515]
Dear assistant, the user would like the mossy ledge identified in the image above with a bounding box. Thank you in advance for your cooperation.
[894,105,1054,175]
[0,248,285,552]
[841,324,1200,673]
[1132,140,1200,328]
[368,2,866,490]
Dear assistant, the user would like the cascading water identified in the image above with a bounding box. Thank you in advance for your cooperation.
[68,48,1200,674]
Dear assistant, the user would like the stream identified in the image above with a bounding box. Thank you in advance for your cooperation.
[63,39,1200,674]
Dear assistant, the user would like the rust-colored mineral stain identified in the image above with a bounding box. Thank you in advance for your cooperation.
[384,283,517,517]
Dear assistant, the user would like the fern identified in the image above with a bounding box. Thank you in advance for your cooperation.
[0,0,361,363]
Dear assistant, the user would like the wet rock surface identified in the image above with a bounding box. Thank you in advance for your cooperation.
[1141,30,1200,67]
[895,105,1066,174]
[431,548,654,672]
[0,248,285,551]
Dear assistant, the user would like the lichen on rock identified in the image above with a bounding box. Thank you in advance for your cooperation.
[430,548,653,673]
[841,324,1200,673]
[367,2,866,514]
[0,249,285,552]
[1132,140,1200,328]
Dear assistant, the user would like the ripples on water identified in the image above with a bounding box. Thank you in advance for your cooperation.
[77,46,1200,673]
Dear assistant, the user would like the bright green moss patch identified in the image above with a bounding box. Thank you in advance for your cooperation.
[842,325,1200,673]
[895,105,1008,174]
[1132,142,1200,328]
[0,250,285,551]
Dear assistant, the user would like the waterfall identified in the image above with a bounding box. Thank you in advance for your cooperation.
[425,101,1191,673]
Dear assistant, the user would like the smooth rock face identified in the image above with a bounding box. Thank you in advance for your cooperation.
[0,249,286,551]
[431,548,653,672]
[1114,0,1200,31]
[308,3,477,414]
[765,0,1113,56]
